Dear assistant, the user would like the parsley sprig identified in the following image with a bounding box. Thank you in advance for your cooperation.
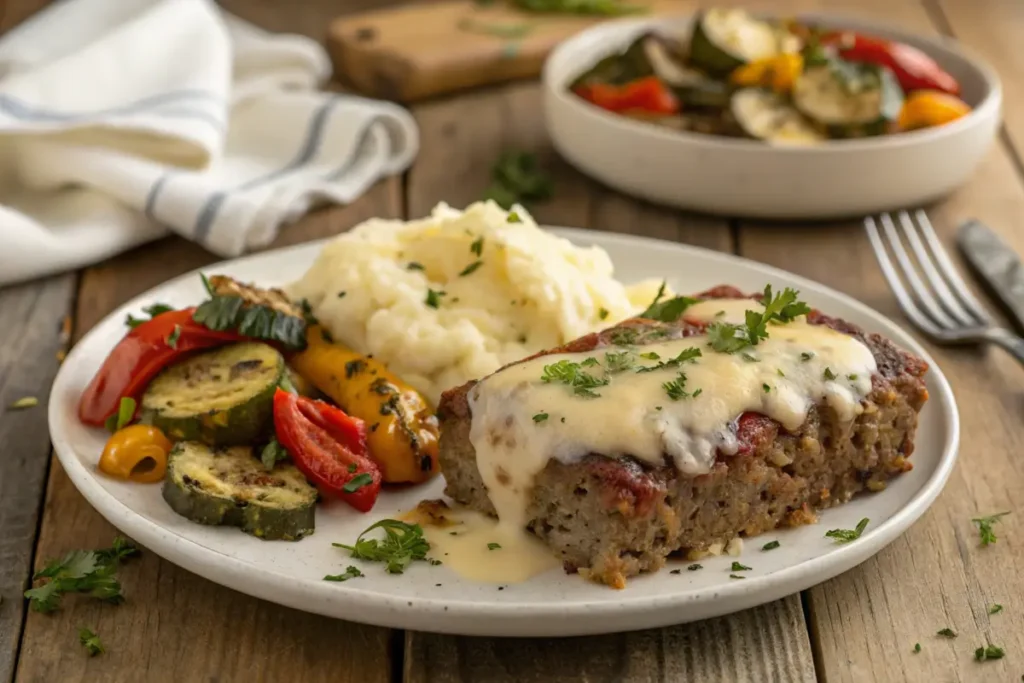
[824,517,869,544]
[333,520,432,574]
[79,628,104,656]
[972,511,1009,547]
[707,286,810,354]
[639,281,699,323]
[25,537,139,613]
[540,359,609,398]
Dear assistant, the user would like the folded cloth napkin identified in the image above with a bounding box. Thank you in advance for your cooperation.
[0,0,419,287]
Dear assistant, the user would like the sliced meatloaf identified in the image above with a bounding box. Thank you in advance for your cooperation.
[436,286,929,588]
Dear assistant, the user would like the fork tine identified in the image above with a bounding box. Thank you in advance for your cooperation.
[912,209,994,324]
[865,216,944,338]
[896,211,979,326]
[878,212,958,329]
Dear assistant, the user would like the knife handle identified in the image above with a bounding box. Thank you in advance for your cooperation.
[957,219,1024,335]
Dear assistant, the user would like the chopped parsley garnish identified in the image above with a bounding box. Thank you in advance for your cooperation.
[343,473,373,493]
[470,236,485,256]
[640,352,660,360]
[260,437,290,470]
[636,347,701,373]
[8,396,38,410]
[125,302,174,328]
[481,151,553,209]
[609,328,639,346]
[25,537,139,613]
[639,281,699,322]
[777,369,785,377]
[847,374,858,381]
[729,574,745,580]
[937,628,957,638]
[540,359,609,398]
[989,603,1003,615]
[974,644,1005,661]
[580,357,601,367]
[707,286,810,353]
[825,517,869,543]
[762,383,770,393]
[687,563,703,571]
[103,397,136,433]
[407,262,425,271]
[533,412,549,423]
[487,543,502,550]
[800,352,814,361]
[598,307,609,320]
[165,324,181,349]
[692,388,702,397]
[79,628,104,656]
[741,353,759,363]
[730,561,751,571]
[337,291,347,299]
[507,211,522,223]
[972,512,1010,546]
[324,566,364,582]
[425,289,446,309]
[670,569,681,575]
[913,643,921,653]
[762,540,780,551]
[459,260,484,277]
[823,367,837,380]
[348,463,358,473]
[663,373,689,401]
[604,351,634,374]
[333,520,431,574]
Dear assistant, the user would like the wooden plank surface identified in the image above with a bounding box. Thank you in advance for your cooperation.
[13,182,402,683]
[733,1,1024,681]
[0,275,75,683]
[402,80,817,683]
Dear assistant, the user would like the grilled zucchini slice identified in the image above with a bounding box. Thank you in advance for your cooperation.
[142,342,283,446]
[689,9,784,76]
[731,88,824,145]
[163,442,316,541]
[793,62,903,129]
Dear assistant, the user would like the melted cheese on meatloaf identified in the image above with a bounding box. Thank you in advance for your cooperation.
[467,298,877,540]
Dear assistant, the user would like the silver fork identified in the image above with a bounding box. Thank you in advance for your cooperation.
[865,209,1024,366]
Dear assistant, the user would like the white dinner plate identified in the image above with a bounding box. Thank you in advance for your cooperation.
[48,228,959,637]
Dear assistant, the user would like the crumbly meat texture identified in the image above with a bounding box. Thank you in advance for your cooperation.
[436,285,929,588]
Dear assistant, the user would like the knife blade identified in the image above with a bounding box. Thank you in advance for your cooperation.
[957,219,1024,334]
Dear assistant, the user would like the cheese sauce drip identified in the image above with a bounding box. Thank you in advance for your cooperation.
[468,298,877,536]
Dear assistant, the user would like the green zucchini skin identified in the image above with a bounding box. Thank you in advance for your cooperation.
[142,342,283,446]
[163,442,316,541]
[688,9,781,77]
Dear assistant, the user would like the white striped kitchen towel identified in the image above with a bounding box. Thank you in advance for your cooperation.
[0,0,419,287]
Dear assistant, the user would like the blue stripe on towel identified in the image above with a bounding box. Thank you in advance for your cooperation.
[192,98,339,244]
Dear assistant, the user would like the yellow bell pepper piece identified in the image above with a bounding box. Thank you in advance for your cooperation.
[289,326,440,484]
[898,90,972,131]
[730,54,803,94]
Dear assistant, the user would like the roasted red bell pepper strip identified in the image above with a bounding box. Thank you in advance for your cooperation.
[272,389,381,512]
[78,308,241,427]
[574,76,680,115]
[821,32,960,96]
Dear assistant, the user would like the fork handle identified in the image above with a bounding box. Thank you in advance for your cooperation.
[985,328,1024,367]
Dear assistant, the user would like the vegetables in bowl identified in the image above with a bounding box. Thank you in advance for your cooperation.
[568,8,972,144]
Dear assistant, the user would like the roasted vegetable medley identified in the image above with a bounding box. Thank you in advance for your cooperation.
[79,275,440,541]
[570,8,972,144]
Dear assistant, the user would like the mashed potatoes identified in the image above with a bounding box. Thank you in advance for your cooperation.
[287,201,661,404]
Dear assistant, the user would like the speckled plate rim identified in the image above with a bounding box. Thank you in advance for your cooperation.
[47,228,959,637]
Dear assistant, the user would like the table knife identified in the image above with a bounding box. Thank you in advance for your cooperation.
[957,219,1024,334]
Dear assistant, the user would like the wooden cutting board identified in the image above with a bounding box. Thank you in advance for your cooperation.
[326,0,692,102]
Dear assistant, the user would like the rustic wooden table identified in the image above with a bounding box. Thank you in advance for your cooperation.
[2,0,1023,681]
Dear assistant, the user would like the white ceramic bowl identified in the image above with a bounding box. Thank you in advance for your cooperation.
[543,15,1002,219]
